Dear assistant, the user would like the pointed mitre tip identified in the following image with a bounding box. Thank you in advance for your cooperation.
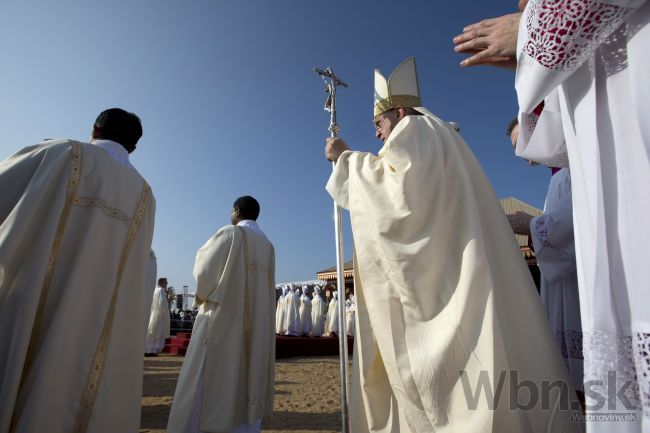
[373,57,421,118]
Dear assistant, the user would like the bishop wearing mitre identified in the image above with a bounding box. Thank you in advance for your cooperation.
[324,58,581,433]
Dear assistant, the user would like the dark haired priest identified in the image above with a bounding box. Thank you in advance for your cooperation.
[0,108,156,433]
[168,196,276,433]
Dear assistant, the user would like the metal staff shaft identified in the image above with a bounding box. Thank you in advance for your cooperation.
[314,66,350,433]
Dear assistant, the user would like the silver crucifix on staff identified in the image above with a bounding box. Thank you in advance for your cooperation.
[314,66,350,433]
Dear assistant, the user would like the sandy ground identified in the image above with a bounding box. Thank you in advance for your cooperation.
[140,355,346,433]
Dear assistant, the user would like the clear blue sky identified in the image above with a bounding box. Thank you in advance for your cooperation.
[0,0,549,291]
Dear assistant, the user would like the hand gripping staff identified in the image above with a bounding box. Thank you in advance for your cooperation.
[314,66,350,433]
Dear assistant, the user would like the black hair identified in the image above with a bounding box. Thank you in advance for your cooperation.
[158,278,167,285]
[94,108,142,153]
[234,196,260,221]
[506,117,519,136]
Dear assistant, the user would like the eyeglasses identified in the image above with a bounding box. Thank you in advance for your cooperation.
[372,109,396,130]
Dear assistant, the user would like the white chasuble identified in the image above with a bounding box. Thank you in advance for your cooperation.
[310,294,325,337]
[0,140,156,433]
[346,298,356,338]
[292,289,302,334]
[516,1,650,429]
[327,114,581,433]
[275,289,288,335]
[145,279,171,354]
[325,294,339,336]
[299,291,312,336]
[284,289,300,336]
[167,222,275,433]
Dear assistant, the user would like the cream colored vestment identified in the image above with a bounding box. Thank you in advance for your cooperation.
[0,140,156,433]
[299,288,312,335]
[167,221,275,433]
[283,287,300,336]
[275,287,288,335]
[145,280,171,354]
[327,114,581,433]
[325,293,339,336]
[310,292,325,337]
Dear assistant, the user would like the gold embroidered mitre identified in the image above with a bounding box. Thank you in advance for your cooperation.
[374,57,421,117]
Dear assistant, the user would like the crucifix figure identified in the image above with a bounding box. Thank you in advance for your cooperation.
[314,66,350,433]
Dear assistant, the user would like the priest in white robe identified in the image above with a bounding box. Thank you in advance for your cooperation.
[299,286,312,336]
[324,58,580,433]
[325,291,339,337]
[276,285,289,335]
[167,196,275,433]
[0,108,156,433]
[292,285,301,330]
[145,277,172,356]
[284,284,300,336]
[346,295,356,338]
[515,2,650,428]
[310,286,326,337]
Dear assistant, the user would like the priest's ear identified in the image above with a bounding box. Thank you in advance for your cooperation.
[395,105,420,119]
[231,207,242,225]
[395,106,407,120]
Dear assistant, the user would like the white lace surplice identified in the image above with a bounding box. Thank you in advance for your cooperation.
[516,1,650,429]
[530,168,584,392]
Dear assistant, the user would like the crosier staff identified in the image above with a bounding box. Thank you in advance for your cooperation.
[314,66,350,433]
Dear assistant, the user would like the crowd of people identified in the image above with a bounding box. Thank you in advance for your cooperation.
[274,283,356,338]
[0,1,647,432]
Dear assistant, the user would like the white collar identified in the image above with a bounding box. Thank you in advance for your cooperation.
[237,220,261,232]
[90,139,133,169]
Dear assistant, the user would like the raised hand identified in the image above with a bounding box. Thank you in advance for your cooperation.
[453,12,522,68]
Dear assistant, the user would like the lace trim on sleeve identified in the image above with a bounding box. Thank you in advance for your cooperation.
[527,110,541,134]
[534,215,554,248]
[524,0,631,71]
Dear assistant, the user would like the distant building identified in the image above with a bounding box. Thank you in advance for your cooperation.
[316,197,543,289]
[315,260,354,291]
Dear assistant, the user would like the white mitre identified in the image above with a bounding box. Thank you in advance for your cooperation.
[374,57,423,118]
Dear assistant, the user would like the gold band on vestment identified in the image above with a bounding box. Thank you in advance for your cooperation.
[73,196,130,225]
[10,143,83,433]
[72,182,151,433]
[238,227,253,406]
